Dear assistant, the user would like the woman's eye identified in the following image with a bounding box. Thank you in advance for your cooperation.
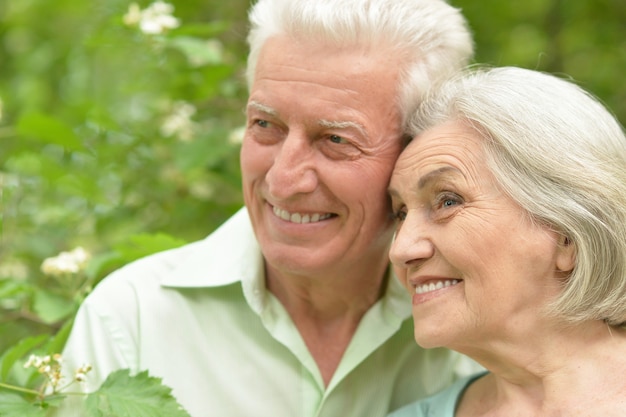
[392,207,407,222]
[435,193,462,210]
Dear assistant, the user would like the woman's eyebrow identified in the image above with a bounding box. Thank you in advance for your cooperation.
[388,166,462,198]
[417,166,462,189]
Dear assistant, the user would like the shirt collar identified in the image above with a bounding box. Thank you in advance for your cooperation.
[382,266,412,320]
[160,206,411,319]
[160,207,263,289]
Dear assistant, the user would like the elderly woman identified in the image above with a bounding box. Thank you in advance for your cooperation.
[387,67,626,416]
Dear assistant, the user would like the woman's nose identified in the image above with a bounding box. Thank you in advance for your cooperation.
[389,210,435,267]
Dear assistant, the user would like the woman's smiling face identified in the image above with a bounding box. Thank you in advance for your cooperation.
[388,121,573,351]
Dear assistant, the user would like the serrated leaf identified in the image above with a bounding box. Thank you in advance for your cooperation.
[85,370,191,417]
[16,113,82,150]
[0,392,47,417]
[0,335,48,381]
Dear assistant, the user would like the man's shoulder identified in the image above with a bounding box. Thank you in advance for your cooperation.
[93,207,255,292]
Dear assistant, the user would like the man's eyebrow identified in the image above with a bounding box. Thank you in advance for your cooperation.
[246,103,369,139]
[319,119,368,139]
[247,100,278,117]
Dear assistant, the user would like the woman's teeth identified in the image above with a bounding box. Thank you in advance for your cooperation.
[415,279,460,294]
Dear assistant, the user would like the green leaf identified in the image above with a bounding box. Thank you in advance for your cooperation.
[84,252,125,282]
[0,392,47,417]
[0,335,49,382]
[173,130,234,172]
[45,320,74,357]
[16,113,82,151]
[85,370,191,417]
[0,279,30,299]
[169,22,230,38]
[32,290,76,324]
[113,233,187,263]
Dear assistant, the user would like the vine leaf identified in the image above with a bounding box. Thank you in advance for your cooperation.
[0,392,47,417]
[84,369,191,417]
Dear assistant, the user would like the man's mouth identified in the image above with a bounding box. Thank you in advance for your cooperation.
[272,206,334,224]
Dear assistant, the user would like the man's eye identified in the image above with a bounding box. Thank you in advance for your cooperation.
[329,134,348,144]
[256,119,269,128]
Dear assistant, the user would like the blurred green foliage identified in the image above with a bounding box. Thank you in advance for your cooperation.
[0,0,624,412]
[0,1,250,411]
[456,0,626,122]
[0,0,249,353]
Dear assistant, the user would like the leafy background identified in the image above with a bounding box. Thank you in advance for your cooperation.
[0,0,624,413]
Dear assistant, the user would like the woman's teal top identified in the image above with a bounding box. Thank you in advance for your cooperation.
[388,372,487,417]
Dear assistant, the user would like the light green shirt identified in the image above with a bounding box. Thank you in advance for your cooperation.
[57,208,476,417]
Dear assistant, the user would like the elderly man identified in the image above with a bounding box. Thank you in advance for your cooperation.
[58,0,476,416]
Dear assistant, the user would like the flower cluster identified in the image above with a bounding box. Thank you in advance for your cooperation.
[23,354,93,393]
[24,354,64,391]
[123,1,180,35]
[40,247,91,278]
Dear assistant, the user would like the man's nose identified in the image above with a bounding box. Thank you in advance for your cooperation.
[266,133,318,199]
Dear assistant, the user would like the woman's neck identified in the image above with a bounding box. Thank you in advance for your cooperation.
[457,322,626,416]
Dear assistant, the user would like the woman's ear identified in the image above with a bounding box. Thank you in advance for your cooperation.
[555,235,576,273]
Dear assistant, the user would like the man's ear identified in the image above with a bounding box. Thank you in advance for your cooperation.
[555,235,576,273]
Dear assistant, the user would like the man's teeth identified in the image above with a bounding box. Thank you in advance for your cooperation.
[415,280,460,294]
[272,206,332,224]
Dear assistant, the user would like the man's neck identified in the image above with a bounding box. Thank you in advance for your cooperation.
[265,259,390,386]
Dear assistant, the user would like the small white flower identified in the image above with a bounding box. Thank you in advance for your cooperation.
[74,363,93,382]
[70,247,91,265]
[24,354,38,368]
[124,1,180,35]
[149,1,174,15]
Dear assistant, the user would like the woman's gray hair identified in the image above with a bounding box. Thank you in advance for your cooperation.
[246,0,473,126]
[409,66,626,326]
